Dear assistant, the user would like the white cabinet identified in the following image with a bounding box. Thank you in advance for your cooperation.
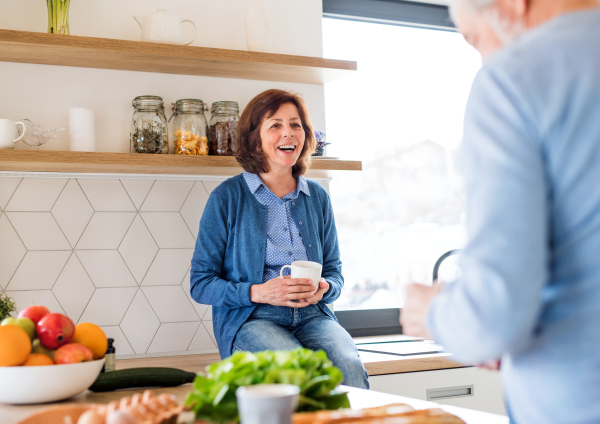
[369,367,506,416]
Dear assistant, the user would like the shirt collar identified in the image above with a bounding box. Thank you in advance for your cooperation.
[243,172,311,197]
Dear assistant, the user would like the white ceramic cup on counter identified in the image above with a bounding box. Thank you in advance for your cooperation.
[0,119,26,149]
[236,384,300,424]
[280,260,322,294]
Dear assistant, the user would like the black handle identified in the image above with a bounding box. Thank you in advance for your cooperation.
[432,249,461,283]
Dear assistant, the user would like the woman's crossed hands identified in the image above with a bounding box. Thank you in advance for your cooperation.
[250,276,329,307]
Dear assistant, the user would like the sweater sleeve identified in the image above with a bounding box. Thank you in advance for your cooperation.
[189,192,254,309]
[426,64,549,365]
[318,188,344,303]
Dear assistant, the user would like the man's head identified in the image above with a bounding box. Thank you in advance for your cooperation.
[450,0,600,60]
[450,0,525,60]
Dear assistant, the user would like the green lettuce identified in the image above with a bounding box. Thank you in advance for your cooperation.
[184,348,350,423]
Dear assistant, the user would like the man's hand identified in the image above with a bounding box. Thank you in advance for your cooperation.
[250,276,315,307]
[302,278,329,304]
[400,283,443,339]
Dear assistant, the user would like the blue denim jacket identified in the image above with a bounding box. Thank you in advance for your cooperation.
[190,174,343,358]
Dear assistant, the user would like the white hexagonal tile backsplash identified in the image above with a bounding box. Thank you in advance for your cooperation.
[6,212,71,250]
[6,251,71,291]
[141,249,192,286]
[79,287,137,326]
[140,180,194,212]
[120,179,154,210]
[0,214,26,290]
[5,178,67,211]
[118,215,159,284]
[147,322,199,354]
[0,177,22,210]
[77,179,136,212]
[180,181,210,239]
[0,175,225,358]
[140,212,195,249]
[76,212,136,250]
[76,250,137,288]
[120,290,161,354]
[52,254,95,323]
[142,285,200,322]
[52,179,94,247]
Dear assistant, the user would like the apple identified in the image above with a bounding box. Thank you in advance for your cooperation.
[32,338,57,361]
[36,313,75,349]
[1,317,35,340]
[54,343,93,364]
[18,304,50,325]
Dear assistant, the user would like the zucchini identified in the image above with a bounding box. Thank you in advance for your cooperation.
[88,367,197,392]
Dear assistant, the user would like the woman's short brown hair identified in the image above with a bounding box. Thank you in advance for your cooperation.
[236,89,316,177]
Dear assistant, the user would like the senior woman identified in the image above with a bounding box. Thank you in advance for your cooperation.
[190,89,369,389]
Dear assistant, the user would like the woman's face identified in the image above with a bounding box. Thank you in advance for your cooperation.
[259,103,306,174]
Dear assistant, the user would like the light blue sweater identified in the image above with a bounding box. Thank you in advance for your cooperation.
[190,174,343,358]
[428,9,600,424]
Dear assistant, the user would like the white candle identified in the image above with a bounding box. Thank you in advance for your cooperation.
[69,107,96,152]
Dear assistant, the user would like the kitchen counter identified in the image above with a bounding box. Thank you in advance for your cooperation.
[3,384,507,424]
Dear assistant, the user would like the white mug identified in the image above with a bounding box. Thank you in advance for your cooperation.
[236,384,299,424]
[0,119,26,149]
[280,260,322,294]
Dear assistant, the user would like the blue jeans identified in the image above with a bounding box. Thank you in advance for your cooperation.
[232,304,370,389]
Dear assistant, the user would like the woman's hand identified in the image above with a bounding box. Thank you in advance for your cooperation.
[250,276,316,307]
[303,278,330,305]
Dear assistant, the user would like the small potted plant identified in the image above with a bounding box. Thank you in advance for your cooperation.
[313,131,330,157]
[0,293,17,322]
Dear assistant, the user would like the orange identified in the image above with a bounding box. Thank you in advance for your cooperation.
[23,353,54,366]
[71,323,108,360]
[0,325,32,366]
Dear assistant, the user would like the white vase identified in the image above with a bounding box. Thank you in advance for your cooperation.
[245,0,272,53]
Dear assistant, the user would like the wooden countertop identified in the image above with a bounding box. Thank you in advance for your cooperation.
[113,348,464,378]
[3,385,507,424]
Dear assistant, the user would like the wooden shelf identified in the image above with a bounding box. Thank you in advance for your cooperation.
[0,29,357,84]
[0,150,362,175]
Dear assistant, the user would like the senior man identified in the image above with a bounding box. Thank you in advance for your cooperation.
[401,0,600,423]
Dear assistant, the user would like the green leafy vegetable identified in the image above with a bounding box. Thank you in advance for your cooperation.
[185,348,350,423]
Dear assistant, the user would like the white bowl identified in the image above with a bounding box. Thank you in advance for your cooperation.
[0,359,104,404]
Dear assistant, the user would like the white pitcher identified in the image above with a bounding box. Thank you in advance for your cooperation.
[134,9,197,46]
[0,119,26,149]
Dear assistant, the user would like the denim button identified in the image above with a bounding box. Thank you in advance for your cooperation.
[308,244,312,248]
[299,221,303,225]
[292,202,295,205]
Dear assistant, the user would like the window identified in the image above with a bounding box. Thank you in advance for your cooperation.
[322,8,481,315]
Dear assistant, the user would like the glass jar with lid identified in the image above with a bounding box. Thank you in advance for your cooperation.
[130,95,168,154]
[208,101,240,156]
[169,99,209,155]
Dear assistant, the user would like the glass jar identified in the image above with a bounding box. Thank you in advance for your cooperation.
[169,99,209,155]
[209,101,240,156]
[130,96,168,154]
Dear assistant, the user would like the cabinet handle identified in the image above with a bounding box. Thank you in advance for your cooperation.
[426,385,474,401]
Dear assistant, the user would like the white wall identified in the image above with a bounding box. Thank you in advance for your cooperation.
[0,0,326,153]
[0,0,328,359]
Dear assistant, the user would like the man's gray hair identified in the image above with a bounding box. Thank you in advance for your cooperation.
[449,0,525,43]
[449,0,497,21]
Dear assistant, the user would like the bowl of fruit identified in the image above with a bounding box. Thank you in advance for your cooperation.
[0,304,107,404]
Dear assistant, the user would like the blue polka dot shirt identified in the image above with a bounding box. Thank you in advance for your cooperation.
[243,172,309,283]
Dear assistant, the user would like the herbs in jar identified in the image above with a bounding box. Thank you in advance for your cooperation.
[130,96,169,154]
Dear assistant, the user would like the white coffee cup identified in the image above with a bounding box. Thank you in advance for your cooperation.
[0,119,26,149]
[236,384,300,424]
[280,260,322,294]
